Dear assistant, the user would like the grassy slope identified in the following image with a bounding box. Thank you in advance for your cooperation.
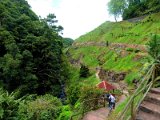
[76,12,160,44]
[68,12,160,86]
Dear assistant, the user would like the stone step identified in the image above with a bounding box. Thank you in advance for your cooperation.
[136,110,160,120]
[140,101,160,118]
[145,92,160,105]
[150,88,160,94]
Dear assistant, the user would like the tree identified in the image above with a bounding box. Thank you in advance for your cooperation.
[122,0,160,19]
[0,0,69,96]
[108,0,126,22]
[44,14,63,34]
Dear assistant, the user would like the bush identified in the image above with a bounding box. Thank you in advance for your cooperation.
[79,86,103,112]
[126,48,134,52]
[66,83,81,105]
[17,94,62,120]
[126,48,140,53]
[0,88,20,119]
[134,49,140,53]
[147,34,160,62]
[79,64,90,78]
[124,72,140,85]
[58,105,73,120]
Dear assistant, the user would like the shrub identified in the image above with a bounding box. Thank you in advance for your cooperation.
[134,49,140,53]
[126,48,134,52]
[79,86,103,112]
[126,48,140,53]
[124,72,140,85]
[79,64,90,78]
[0,88,20,119]
[66,83,81,105]
[58,105,73,120]
[17,94,62,120]
[147,34,160,62]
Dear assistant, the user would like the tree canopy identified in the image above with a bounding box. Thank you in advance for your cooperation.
[0,0,69,96]
[108,0,126,22]
[62,38,74,48]
[108,0,160,20]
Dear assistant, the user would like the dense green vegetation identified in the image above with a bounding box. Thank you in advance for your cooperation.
[0,0,73,119]
[0,89,62,119]
[62,38,74,48]
[0,0,104,119]
[75,12,160,44]
[0,0,69,96]
[148,34,160,87]
[108,0,160,20]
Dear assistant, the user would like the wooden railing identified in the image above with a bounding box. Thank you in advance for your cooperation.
[116,63,160,120]
[70,97,106,120]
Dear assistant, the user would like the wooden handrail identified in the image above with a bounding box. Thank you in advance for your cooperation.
[116,64,156,120]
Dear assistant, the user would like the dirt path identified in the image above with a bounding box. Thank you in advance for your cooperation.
[82,108,109,120]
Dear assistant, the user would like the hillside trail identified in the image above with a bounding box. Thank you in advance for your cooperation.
[82,94,126,120]
[82,68,128,120]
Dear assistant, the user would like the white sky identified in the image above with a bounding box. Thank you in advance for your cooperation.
[26,0,116,39]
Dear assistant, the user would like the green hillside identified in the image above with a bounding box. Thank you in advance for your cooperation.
[76,12,160,44]
[66,13,160,119]
[68,12,160,86]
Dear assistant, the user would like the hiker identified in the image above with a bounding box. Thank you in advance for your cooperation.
[106,94,116,110]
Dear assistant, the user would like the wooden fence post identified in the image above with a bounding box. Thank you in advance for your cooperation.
[131,99,135,120]
[104,97,106,107]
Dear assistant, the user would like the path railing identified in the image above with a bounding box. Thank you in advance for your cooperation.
[116,63,160,120]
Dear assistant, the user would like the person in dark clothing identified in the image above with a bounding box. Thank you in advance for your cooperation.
[106,93,116,110]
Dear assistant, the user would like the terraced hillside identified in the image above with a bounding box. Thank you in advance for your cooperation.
[67,12,160,87]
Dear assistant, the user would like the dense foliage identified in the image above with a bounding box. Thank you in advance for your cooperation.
[62,38,74,48]
[0,0,68,96]
[0,89,62,120]
[147,34,160,86]
[108,0,160,20]
[108,0,126,21]
[79,64,90,78]
[148,34,160,62]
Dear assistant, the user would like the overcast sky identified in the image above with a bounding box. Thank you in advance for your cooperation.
[26,0,115,39]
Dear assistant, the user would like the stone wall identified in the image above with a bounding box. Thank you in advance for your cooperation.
[97,68,126,82]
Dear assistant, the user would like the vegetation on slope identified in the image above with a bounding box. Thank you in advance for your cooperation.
[68,12,160,90]
[62,38,74,48]
[76,12,160,44]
